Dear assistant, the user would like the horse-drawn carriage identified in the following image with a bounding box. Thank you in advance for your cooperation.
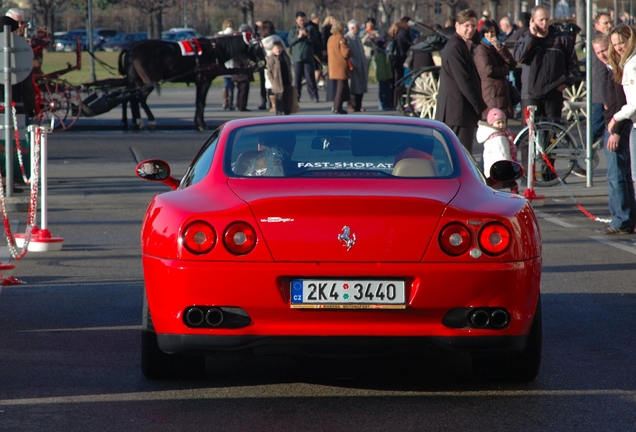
[29,31,265,131]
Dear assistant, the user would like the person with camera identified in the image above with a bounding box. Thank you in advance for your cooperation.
[288,11,321,103]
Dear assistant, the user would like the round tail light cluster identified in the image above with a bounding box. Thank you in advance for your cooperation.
[439,223,471,256]
[182,221,216,254]
[223,221,257,255]
[181,220,258,255]
[478,222,510,255]
[439,222,510,257]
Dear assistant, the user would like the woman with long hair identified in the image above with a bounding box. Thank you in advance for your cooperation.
[607,23,636,203]
[473,19,517,118]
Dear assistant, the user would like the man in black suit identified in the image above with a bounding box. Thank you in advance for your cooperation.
[435,9,487,153]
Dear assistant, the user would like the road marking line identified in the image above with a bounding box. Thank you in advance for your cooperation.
[534,211,578,228]
[1,389,636,405]
[590,236,636,255]
[17,326,141,332]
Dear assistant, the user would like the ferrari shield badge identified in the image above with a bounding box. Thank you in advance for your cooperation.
[338,226,356,251]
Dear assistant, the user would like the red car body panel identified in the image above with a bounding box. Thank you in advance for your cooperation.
[139,115,542,357]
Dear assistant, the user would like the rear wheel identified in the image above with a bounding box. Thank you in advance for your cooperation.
[515,123,577,187]
[141,291,206,379]
[34,78,82,130]
[472,296,542,382]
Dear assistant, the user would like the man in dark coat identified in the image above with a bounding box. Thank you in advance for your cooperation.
[435,9,487,153]
[288,11,321,103]
[513,5,578,119]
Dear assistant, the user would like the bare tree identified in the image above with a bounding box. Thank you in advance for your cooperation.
[240,1,255,27]
[119,0,177,39]
[440,0,466,20]
[31,0,69,49]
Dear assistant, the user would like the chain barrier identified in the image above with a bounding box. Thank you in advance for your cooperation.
[0,127,41,260]
[536,151,611,223]
[523,105,611,224]
[11,101,30,184]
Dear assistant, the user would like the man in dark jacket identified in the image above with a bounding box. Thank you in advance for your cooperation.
[435,9,487,153]
[593,34,636,234]
[288,11,321,103]
[591,13,612,144]
[513,5,578,119]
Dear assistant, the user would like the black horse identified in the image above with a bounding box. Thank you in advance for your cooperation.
[119,33,264,130]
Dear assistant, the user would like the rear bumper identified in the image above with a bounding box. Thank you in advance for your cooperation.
[144,256,541,344]
[156,334,528,356]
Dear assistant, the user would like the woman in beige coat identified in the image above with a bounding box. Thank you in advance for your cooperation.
[327,21,352,114]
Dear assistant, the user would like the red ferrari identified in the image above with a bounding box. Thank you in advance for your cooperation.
[136,115,542,381]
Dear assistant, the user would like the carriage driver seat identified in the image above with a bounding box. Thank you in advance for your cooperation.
[392,158,438,177]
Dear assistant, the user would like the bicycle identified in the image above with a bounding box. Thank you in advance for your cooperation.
[513,100,601,187]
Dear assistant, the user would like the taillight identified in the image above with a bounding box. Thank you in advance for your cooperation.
[439,223,471,256]
[224,222,256,255]
[478,223,510,255]
[182,221,216,254]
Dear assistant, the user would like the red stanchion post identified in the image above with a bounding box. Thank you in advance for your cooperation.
[523,105,545,207]
[15,125,64,252]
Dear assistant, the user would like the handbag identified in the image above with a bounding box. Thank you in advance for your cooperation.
[347,58,355,70]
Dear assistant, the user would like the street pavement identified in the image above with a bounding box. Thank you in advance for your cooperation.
[0,125,635,431]
[72,84,610,201]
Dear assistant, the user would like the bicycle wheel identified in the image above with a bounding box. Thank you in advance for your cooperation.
[515,122,577,187]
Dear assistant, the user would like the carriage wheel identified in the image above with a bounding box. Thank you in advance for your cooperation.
[562,79,586,121]
[35,78,82,131]
[405,67,440,119]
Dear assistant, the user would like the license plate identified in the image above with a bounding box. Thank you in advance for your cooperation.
[290,279,406,309]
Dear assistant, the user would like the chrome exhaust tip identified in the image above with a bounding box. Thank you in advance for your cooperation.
[470,309,490,328]
[205,308,224,327]
[490,309,510,328]
[185,308,204,327]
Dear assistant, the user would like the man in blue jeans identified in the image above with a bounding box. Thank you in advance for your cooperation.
[594,34,635,234]
[288,11,321,103]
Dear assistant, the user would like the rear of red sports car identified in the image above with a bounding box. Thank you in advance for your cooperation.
[139,116,542,381]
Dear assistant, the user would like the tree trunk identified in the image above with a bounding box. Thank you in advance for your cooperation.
[147,12,155,40]
[488,0,499,21]
[575,0,585,42]
[155,11,164,38]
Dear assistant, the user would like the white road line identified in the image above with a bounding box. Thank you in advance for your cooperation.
[590,236,636,256]
[0,389,635,405]
[18,326,141,333]
[534,211,578,228]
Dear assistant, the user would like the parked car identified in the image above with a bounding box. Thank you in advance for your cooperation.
[161,30,200,42]
[102,32,148,52]
[135,115,542,382]
[54,29,85,52]
[92,28,118,50]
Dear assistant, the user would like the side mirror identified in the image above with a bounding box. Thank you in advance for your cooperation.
[136,159,180,190]
[488,160,524,183]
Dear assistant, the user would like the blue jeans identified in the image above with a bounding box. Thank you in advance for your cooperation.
[606,126,636,229]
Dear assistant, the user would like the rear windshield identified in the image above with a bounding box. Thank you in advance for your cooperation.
[225,123,457,178]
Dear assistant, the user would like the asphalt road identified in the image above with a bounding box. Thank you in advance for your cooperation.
[0,125,635,431]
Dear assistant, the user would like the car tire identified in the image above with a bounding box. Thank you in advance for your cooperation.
[141,290,206,379]
[472,296,542,382]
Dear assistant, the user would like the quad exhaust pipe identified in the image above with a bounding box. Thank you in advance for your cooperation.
[185,307,224,327]
[470,308,510,329]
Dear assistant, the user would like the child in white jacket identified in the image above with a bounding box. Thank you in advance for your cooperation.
[477,108,518,193]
